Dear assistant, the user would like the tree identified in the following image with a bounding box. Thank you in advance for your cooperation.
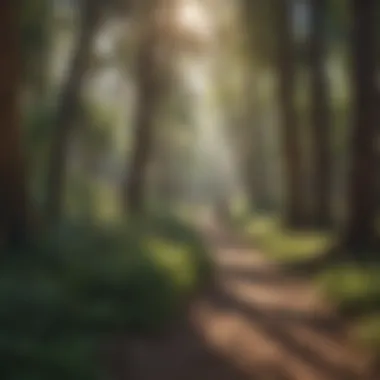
[124,0,211,214]
[309,0,332,227]
[0,2,30,248]
[21,0,51,100]
[344,0,378,252]
[45,0,103,223]
[240,0,277,68]
[246,76,273,212]
[276,0,305,227]
[123,14,161,214]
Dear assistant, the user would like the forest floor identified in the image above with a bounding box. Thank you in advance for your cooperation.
[108,219,380,380]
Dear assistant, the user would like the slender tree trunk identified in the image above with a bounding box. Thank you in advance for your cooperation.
[0,2,30,248]
[344,0,378,252]
[123,27,160,215]
[251,122,273,211]
[34,1,51,101]
[45,0,102,223]
[276,0,305,227]
[309,0,332,228]
[21,0,51,103]
[243,75,272,211]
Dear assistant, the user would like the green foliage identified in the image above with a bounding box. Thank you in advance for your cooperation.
[22,100,55,206]
[23,101,55,150]
[244,215,333,262]
[317,263,380,351]
[22,98,120,210]
[0,218,211,379]
[73,101,119,171]
[353,315,380,351]
[244,214,380,352]
[317,264,380,312]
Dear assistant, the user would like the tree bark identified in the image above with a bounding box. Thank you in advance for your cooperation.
[45,0,102,223]
[0,2,30,248]
[250,121,273,211]
[276,0,305,227]
[309,0,332,228]
[344,0,378,252]
[123,22,161,215]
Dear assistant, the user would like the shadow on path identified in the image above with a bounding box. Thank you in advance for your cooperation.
[108,225,378,380]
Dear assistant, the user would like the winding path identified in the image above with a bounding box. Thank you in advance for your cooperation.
[109,222,378,380]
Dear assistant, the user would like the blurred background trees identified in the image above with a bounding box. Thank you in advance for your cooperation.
[15,0,380,249]
[1,0,380,377]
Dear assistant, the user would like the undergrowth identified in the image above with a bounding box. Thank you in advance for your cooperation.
[0,216,211,379]
[243,214,380,353]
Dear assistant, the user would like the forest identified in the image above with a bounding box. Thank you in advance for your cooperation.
[2,0,380,379]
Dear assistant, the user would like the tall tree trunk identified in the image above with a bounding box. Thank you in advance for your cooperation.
[45,0,102,223]
[344,0,378,251]
[33,0,51,101]
[243,75,272,211]
[21,0,51,104]
[250,120,273,211]
[276,0,305,227]
[0,2,30,248]
[309,0,332,228]
[123,24,160,215]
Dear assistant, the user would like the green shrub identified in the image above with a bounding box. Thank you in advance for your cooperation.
[0,217,211,379]
[317,264,380,351]
[244,214,380,353]
[244,215,333,262]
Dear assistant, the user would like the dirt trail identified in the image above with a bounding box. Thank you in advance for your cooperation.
[110,223,378,380]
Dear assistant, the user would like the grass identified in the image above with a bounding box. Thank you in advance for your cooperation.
[244,214,380,353]
[243,214,333,263]
[0,215,212,380]
[317,264,380,350]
